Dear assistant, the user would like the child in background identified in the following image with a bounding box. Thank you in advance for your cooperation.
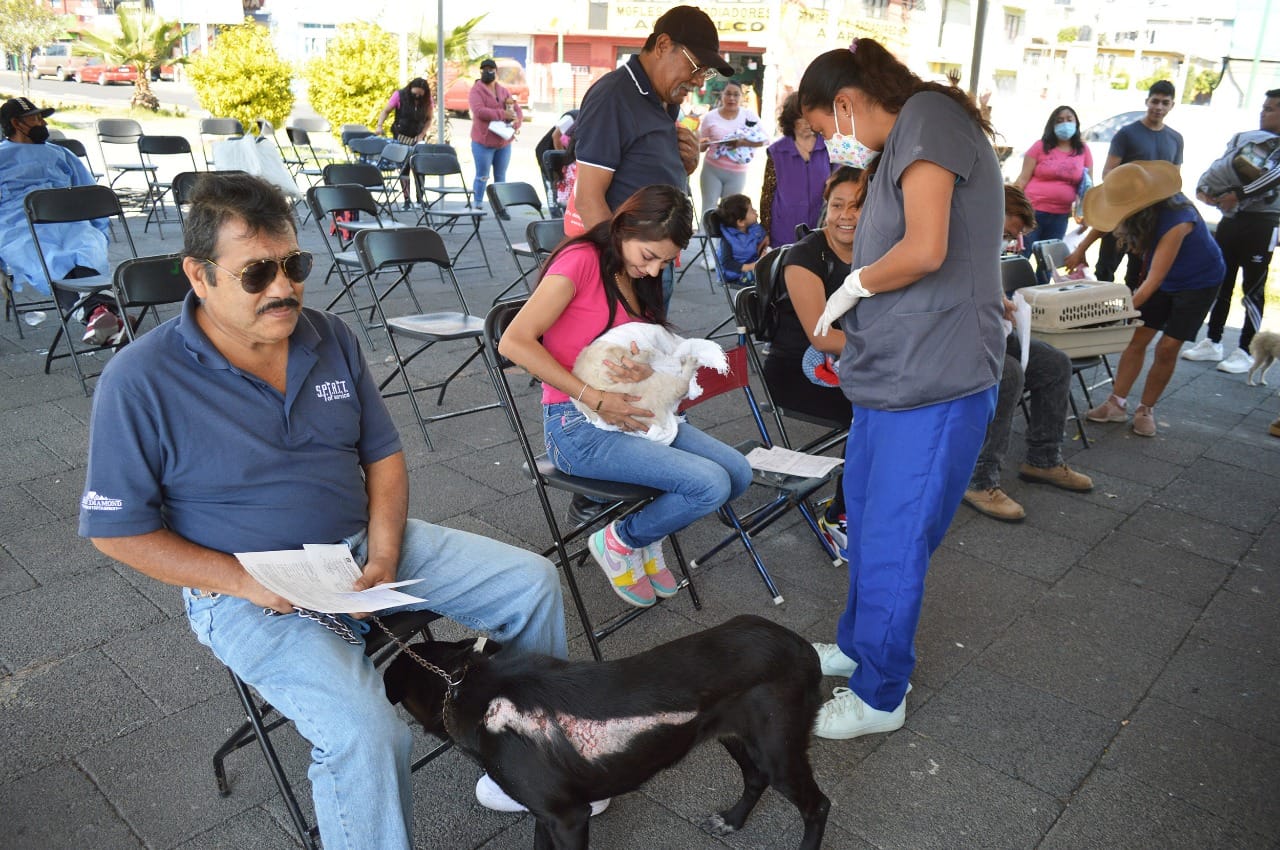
[1077,161,1225,437]
[715,193,769,286]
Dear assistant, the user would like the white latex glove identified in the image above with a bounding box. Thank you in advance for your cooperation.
[813,267,873,336]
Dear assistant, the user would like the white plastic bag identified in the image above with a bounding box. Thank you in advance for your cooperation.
[212,135,302,198]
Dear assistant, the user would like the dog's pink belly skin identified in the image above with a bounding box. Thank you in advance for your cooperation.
[484,697,696,761]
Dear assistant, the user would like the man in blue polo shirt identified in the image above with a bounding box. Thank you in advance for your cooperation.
[572,5,732,232]
[78,173,567,850]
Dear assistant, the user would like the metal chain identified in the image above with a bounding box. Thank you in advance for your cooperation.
[264,606,362,645]
[369,615,463,687]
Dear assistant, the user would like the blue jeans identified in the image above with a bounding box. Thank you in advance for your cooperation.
[471,140,512,207]
[543,401,752,548]
[835,387,996,711]
[184,519,565,850]
[1022,210,1071,284]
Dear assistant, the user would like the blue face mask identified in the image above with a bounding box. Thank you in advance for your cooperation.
[1054,121,1077,141]
[827,101,879,169]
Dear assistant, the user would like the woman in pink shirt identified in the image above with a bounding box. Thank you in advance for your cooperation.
[697,81,766,212]
[1014,105,1093,278]
[499,185,752,608]
[468,58,522,210]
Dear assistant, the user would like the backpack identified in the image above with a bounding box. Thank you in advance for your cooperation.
[751,244,791,341]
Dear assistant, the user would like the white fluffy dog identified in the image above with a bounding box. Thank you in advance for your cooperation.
[1247,330,1280,387]
[571,324,729,445]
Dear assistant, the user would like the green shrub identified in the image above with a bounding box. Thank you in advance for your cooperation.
[1109,70,1130,91]
[188,19,293,132]
[304,22,397,137]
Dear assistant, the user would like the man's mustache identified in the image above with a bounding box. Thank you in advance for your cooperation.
[257,297,300,314]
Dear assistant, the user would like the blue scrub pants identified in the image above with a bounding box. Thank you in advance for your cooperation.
[836,386,997,711]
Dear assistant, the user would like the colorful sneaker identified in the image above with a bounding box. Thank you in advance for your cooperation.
[1181,338,1223,361]
[640,540,679,598]
[1132,404,1157,437]
[82,305,122,346]
[813,687,905,740]
[588,523,655,608]
[1216,349,1253,374]
[1086,394,1128,423]
[818,514,848,562]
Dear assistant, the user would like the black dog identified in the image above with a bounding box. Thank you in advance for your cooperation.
[383,614,829,849]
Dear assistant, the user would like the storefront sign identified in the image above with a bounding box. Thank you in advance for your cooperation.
[610,1,770,39]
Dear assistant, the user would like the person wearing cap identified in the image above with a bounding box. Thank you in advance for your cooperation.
[1082,161,1225,437]
[468,58,522,211]
[0,97,119,344]
[570,5,733,242]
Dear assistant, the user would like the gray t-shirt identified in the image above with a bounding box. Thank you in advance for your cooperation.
[842,91,1005,411]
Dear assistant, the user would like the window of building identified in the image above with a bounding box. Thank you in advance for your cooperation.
[1004,9,1024,41]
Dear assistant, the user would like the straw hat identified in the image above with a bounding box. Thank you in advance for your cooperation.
[1082,160,1182,232]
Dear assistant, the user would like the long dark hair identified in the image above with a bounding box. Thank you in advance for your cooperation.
[1040,104,1083,155]
[401,77,430,106]
[1116,195,1195,255]
[541,184,693,334]
[798,40,994,140]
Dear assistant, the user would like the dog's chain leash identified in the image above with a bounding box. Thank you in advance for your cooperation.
[369,615,466,689]
[264,606,362,645]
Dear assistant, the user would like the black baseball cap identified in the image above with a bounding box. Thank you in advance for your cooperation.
[1,97,55,136]
[479,58,498,70]
[653,6,734,77]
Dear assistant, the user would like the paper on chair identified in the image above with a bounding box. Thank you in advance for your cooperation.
[234,543,427,613]
[744,446,843,478]
[1012,291,1032,371]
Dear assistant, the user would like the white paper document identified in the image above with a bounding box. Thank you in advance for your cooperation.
[744,446,844,479]
[234,543,427,613]
[1012,291,1032,371]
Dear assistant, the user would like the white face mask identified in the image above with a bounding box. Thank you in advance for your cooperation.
[827,100,879,168]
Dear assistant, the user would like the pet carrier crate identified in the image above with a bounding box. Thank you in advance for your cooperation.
[1020,279,1143,358]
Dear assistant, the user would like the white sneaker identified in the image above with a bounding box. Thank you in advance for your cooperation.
[1181,338,1223,361]
[813,687,905,739]
[1217,348,1253,374]
[812,642,857,677]
[475,773,610,816]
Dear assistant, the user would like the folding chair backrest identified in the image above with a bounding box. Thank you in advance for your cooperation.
[354,226,452,273]
[97,118,143,146]
[378,142,411,169]
[413,143,455,156]
[411,151,464,180]
[26,184,127,225]
[1033,239,1070,277]
[138,134,193,157]
[200,117,243,137]
[702,208,724,240]
[323,163,383,190]
[309,183,382,221]
[113,253,191,309]
[348,136,388,161]
[526,218,565,257]
[289,116,331,134]
[1001,255,1038,294]
[677,343,749,413]
[49,137,89,158]
[488,181,543,217]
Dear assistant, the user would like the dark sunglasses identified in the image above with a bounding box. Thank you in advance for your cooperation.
[204,251,313,293]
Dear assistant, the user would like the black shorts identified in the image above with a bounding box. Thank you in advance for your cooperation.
[1138,286,1218,342]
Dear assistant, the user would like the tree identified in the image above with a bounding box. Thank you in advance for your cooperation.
[0,0,63,94]
[1183,66,1221,104]
[188,19,294,133]
[304,22,397,136]
[1057,26,1079,44]
[1136,64,1172,94]
[78,4,190,111]
[415,14,487,96]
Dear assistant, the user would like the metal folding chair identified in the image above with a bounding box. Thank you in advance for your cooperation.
[212,609,450,850]
[137,135,199,237]
[486,182,546,302]
[676,204,719,291]
[24,185,138,395]
[355,227,504,450]
[95,118,156,206]
[198,117,243,168]
[411,152,491,273]
[481,299,702,660]
[49,137,104,182]
[111,253,192,341]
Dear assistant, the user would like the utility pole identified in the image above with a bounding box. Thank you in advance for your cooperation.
[968,0,988,96]
[1245,0,1273,106]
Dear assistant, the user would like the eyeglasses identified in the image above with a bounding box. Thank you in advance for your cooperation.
[203,251,313,293]
[678,46,718,82]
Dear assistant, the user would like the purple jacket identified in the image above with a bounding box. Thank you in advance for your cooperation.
[766,135,831,247]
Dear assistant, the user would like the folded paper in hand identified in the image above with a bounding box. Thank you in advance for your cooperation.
[235,543,426,613]
[744,446,843,478]
[488,120,515,140]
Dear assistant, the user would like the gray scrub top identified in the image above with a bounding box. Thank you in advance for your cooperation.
[842,91,1005,411]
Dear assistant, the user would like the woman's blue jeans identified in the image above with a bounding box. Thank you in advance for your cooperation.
[183,519,565,850]
[543,401,753,549]
[471,140,512,207]
[1022,210,1071,284]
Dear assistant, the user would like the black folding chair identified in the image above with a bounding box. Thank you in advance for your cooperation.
[137,135,199,237]
[212,609,450,850]
[540,148,568,217]
[482,299,702,660]
[49,137,104,182]
[676,204,719,291]
[198,117,244,168]
[486,182,546,302]
[526,218,565,261]
[24,185,138,395]
[355,227,504,450]
[411,152,491,273]
[112,253,192,341]
[95,118,155,203]
[324,160,400,219]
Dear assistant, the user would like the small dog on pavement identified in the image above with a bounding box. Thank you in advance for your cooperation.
[1247,330,1280,386]
[383,614,829,850]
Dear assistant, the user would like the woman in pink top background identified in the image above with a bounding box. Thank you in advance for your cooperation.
[468,58,523,210]
[697,81,766,212]
[1014,104,1094,280]
[499,184,752,608]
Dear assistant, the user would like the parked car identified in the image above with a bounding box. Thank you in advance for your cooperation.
[442,57,530,117]
[29,44,89,81]
[74,58,139,86]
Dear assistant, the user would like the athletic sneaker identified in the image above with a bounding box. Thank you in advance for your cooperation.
[1086,394,1128,423]
[1132,404,1157,437]
[82,305,122,346]
[812,642,858,677]
[813,687,905,739]
[1217,349,1253,374]
[476,773,610,816]
[640,540,679,598]
[1181,338,1224,361]
[818,514,847,562]
[588,523,655,607]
